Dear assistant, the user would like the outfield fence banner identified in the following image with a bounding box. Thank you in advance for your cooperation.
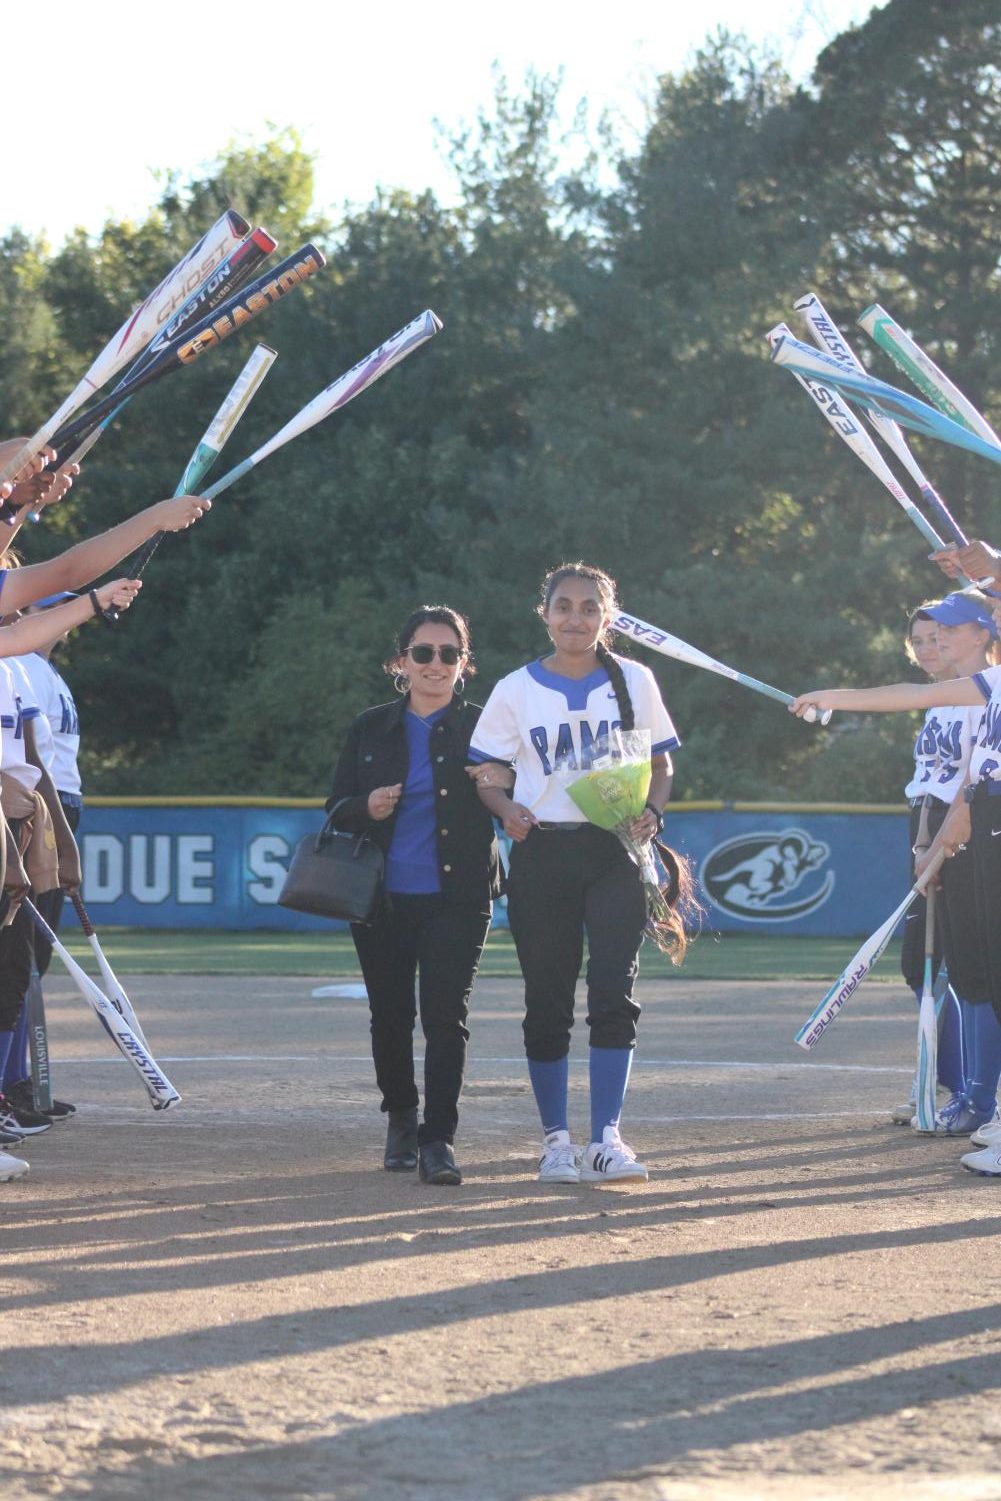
[68,800,913,937]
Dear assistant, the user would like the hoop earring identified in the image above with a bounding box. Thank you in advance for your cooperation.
[454,674,466,695]
[393,671,410,695]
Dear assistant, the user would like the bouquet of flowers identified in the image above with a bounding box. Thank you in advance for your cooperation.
[557,729,679,947]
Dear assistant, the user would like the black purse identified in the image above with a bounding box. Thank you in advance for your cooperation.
[278,813,384,924]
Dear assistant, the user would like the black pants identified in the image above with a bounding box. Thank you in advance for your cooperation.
[0,817,31,1033]
[351,894,491,1145]
[33,800,81,979]
[0,902,34,1033]
[506,824,647,1061]
[900,800,987,1001]
[971,795,1001,1026]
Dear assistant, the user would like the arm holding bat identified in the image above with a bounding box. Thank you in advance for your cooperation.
[931,541,1001,586]
[0,580,142,656]
[4,460,80,523]
[0,442,63,521]
[0,440,79,538]
[0,494,210,612]
[789,676,987,717]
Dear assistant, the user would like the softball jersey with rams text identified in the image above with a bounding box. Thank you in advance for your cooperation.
[468,655,680,818]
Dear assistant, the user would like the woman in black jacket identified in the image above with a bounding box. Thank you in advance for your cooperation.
[326,606,502,1186]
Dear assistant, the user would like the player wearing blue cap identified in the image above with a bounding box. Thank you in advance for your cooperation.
[791,588,1001,1175]
[903,594,1001,1133]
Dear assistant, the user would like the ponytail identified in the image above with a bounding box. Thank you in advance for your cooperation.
[595,641,635,731]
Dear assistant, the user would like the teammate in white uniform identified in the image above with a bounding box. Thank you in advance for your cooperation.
[469,562,688,1185]
[18,594,83,986]
[896,605,966,1121]
[791,589,1001,1175]
[910,595,999,1134]
[0,655,53,1153]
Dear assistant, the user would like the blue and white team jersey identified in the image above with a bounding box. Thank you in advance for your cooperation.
[0,658,42,795]
[19,652,81,797]
[969,665,1001,785]
[904,704,984,803]
[469,654,680,823]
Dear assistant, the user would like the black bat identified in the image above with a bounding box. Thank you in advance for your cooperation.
[48,243,325,456]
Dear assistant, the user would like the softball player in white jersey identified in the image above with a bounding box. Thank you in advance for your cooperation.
[18,599,83,981]
[896,605,966,1120]
[791,588,1001,1175]
[469,562,687,1185]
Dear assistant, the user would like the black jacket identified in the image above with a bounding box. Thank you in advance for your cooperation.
[325,695,502,905]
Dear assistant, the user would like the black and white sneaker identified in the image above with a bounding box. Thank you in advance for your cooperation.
[580,1128,649,1183]
[7,1078,76,1121]
[0,1095,52,1137]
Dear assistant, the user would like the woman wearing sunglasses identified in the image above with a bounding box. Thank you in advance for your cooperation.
[325,607,502,1186]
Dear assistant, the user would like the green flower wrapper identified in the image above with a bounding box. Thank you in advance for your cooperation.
[560,730,674,941]
[564,757,651,830]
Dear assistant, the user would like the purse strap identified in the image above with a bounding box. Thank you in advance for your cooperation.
[316,808,370,859]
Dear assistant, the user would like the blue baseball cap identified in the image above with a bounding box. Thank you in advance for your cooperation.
[923,592,999,639]
[31,591,78,609]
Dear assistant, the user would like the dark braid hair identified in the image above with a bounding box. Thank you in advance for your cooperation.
[539,563,634,729]
[382,605,476,679]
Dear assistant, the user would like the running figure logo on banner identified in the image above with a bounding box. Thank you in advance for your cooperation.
[701,828,834,921]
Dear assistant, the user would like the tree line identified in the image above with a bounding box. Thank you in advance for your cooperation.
[2,0,999,803]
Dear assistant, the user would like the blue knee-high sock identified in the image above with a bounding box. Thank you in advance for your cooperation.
[967,1004,1001,1115]
[936,986,965,1095]
[2,1007,29,1092]
[527,1057,569,1136]
[0,1030,14,1091]
[589,1047,633,1143]
[960,998,977,1095]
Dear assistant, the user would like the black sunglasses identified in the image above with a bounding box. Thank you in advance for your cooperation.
[405,643,463,665]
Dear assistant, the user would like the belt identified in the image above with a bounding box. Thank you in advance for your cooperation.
[536,821,589,831]
[965,781,1001,802]
[908,795,930,809]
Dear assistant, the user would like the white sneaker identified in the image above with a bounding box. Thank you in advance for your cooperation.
[0,1150,28,1182]
[891,1074,918,1124]
[537,1130,580,1185]
[960,1143,1001,1177]
[970,1119,1001,1147]
[580,1128,649,1183]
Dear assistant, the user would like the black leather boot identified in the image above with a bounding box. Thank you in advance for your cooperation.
[418,1140,462,1186]
[384,1108,419,1170]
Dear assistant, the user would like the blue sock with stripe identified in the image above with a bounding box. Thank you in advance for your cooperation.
[935,985,965,1095]
[527,1057,569,1136]
[0,1031,13,1093]
[589,1046,633,1144]
[968,1003,1001,1116]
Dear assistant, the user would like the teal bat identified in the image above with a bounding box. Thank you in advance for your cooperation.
[771,333,1001,469]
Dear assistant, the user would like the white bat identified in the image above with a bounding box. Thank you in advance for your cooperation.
[200,310,443,500]
[26,900,179,1109]
[914,882,938,1131]
[795,848,946,1050]
[0,210,250,485]
[177,343,277,495]
[68,890,151,1051]
[613,608,832,724]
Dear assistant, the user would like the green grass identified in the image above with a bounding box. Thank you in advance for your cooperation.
[61,928,904,982]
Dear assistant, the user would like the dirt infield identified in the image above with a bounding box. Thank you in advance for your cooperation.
[3,969,1001,1500]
